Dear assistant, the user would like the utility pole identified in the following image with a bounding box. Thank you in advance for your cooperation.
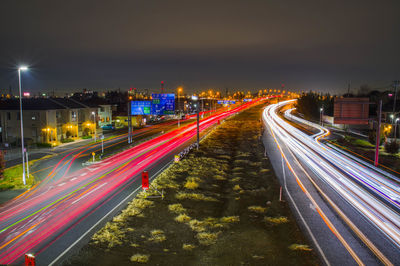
[127,101,132,144]
[375,100,382,167]
[197,102,200,149]
[393,80,399,114]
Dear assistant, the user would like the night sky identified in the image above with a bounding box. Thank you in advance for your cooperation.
[0,0,399,94]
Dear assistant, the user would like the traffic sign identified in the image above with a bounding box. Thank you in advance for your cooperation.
[25,253,35,266]
[142,171,149,190]
[151,93,175,115]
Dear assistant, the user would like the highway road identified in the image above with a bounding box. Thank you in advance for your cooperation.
[0,101,256,265]
[262,100,400,265]
[0,119,194,204]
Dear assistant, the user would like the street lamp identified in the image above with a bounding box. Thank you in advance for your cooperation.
[320,107,324,126]
[92,111,97,142]
[192,95,199,149]
[177,87,183,128]
[395,118,399,142]
[18,66,28,185]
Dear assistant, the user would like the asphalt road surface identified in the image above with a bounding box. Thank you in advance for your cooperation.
[262,100,400,266]
[0,101,256,265]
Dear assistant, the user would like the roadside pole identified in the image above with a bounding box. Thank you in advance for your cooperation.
[280,153,285,202]
[374,100,382,166]
[25,150,29,180]
[128,101,131,144]
[101,135,104,154]
[197,101,200,149]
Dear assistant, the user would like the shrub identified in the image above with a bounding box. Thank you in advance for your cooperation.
[384,140,399,154]
[36,142,52,148]
[61,138,74,143]
[130,254,149,263]
[82,135,93,139]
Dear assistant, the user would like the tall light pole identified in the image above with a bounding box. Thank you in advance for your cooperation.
[177,87,182,128]
[192,95,199,149]
[320,107,324,126]
[395,118,399,143]
[92,111,97,142]
[18,66,28,185]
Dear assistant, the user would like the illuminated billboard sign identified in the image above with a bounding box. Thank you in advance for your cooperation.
[151,93,175,115]
[131,101,151,115]
[333,98,370,125]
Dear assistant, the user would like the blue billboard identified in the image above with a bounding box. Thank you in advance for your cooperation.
[131,101,151,115]
[151,93,175,115]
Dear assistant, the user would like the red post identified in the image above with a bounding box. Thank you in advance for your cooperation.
[142,171,149,190]
[25,254,35,266]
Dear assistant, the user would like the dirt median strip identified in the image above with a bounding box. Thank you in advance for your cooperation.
[64,104,318,266]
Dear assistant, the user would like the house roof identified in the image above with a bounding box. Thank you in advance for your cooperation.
[0,97,98,111]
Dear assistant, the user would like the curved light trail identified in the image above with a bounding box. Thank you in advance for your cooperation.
[263,100,400,265]
[0,101,258,264]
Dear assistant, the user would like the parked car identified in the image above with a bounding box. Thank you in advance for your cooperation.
[101,124,115,130]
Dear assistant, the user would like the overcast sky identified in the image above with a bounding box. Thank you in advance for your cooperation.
[0,0,399,94]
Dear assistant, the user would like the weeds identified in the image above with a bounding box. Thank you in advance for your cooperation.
[130,254,149,263]
[196,231,221,246]
[148,230,166,242]
[220,216,240,223]
[176,192,218,202]
[182,244,196,251]
[248,205,267,213]
[184,179,199,190]
[175,214,191,223]
[168,203,186,214]
[288,244,312,251]
[265,216,289,224]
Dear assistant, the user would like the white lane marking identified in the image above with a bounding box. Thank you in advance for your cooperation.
[71,183,108,205]
[71,177,77,181]
[58,183,66,187]
[80,173,87,176]
[49,160,172,266]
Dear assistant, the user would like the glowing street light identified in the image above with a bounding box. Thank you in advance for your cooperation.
[320,107,324,126]
[192,95,200,149]
[18,66,28,185]
[92,111,97,142]
[177,87,183,128]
